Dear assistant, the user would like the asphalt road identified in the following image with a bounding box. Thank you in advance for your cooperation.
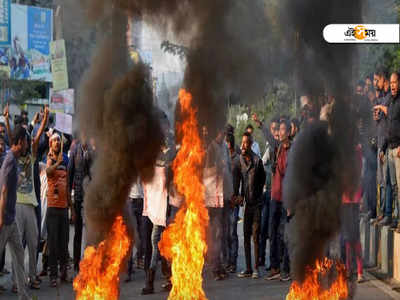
[0,225,397,300]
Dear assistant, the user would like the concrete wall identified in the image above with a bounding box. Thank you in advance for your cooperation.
[360,217,399,282]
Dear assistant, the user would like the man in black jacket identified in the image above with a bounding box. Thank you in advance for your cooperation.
[375,71,400,232]
[225,133,241,273]
[237,132,266,279]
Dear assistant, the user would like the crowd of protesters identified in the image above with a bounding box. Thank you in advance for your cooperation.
[0,69,400,300]
[0,105,94,300]
[133,69,400,295]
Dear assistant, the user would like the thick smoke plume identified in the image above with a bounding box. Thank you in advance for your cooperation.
[77,13,164,243]
[82,0,275,138]
[281,0,362,282]
[78,0,277,242]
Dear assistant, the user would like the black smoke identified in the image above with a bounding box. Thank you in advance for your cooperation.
[77,6,164,244]
[77,0,278,243]
[281,0,363,283]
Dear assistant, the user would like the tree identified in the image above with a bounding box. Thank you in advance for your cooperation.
[0,71,45,107]
[358,0,400,77]
[160,40,188,60]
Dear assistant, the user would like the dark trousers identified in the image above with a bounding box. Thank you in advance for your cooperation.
[221,201,231,266]
[208,207,223,273]
[47,207,69,279]
[142,216,153,271]
[364,146,377,218]
[385,166,393,217]
[227,206,239,267]
[259,191,270,265]
[73,201,83,267]
[127,199,144,275]
[73,200,84,269]
[243,204,261,272]
[0,249,4,271]
[269,200,282,270]
[279,211,290,274]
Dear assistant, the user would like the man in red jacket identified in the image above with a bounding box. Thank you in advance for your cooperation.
[266,120,291,281]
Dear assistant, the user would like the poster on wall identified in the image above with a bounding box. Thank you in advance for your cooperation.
[0,0,11,46]
[50,88,74,114]
[55,112,72,135]
[50,39,68,91]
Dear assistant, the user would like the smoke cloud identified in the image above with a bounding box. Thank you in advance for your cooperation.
[76,0,278,242]
[77,5,164,243]
[281,0,363,282]
[81,0,276,138]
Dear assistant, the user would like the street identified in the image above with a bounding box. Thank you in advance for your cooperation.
[0,225,397,300]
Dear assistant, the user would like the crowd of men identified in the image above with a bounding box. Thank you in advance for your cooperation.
[0,68,400,300]
[134,69,400,295]
[0,105,94,300]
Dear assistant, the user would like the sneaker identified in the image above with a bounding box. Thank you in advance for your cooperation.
[379,216,392,226]
[265,268,280,280]
[237,270,252,278]
[390,220,398,229]
[357,274,365,283]
[280,273,291,282]
[213,272,224,281]
[227,265,237,273]
[252,270,259,279]
[219,269,229,280]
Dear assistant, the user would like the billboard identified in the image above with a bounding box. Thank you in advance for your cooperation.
[0,0,10,77]
[0,4,53,81]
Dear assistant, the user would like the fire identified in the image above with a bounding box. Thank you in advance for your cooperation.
[73,216,131,300]
[286,258,348,300]
[159,89,209,300]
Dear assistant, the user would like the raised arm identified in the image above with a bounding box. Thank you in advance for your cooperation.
[3,104,12,146]
[32,106,49,157]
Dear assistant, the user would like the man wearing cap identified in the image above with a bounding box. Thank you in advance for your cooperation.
[46,132,73,287]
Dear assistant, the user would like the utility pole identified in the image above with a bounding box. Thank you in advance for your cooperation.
[111,1,129,78]
[54,5,63,41]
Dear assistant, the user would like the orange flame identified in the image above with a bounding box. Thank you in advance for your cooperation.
[73,216,131,300]
[159,89,209,300]
[286,258,349,300]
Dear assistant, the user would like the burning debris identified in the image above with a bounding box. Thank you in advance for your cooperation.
[159,89,209,299]
[286,258,348,300]
[74,2,164,297]
[281,0,362,285]
[73,216,131,300]
[76,0,274,297]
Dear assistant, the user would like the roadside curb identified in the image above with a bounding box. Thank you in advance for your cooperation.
[365,271,400,300]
